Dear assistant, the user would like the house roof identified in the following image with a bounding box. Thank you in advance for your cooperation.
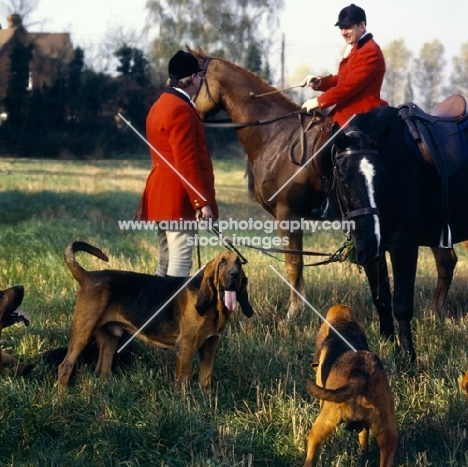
[29,33,73,61]
[0,16,73,62]
[0,28,15,51]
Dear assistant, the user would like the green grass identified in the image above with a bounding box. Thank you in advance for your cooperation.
[0,158,467,466]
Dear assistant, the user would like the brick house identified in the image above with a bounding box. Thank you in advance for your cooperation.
[0,13,73,118]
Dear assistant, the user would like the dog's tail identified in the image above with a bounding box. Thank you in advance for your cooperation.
[64,241,109,284]
[306,372,367,403]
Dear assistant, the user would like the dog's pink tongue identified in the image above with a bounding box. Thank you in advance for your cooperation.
[224,291,237,311]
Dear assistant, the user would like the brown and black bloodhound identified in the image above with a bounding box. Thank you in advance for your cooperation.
[304,304,398,467]
[0,285,31,374]
[57,241,253,392]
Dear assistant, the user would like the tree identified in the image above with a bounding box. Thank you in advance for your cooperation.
[115,44,150,87]
[113,44,155,131]
[244,42,262,74]
[381,39,412,106]
[413,39,445,111]
[449,40,468,97]
[244,41,271,83]
[67,47,85,120]
[3,35,33,125]
[0,0,39,26]
[145,0,284,66]
[404,75,414,103]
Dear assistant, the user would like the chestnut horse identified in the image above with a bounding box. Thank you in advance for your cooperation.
[190,47,336,315]
[189,48,459,344]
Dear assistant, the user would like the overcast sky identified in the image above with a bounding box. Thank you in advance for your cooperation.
[3,0,467,84]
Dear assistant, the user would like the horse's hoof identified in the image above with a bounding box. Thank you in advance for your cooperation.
[379,323,395,341]
[284,310,296,322]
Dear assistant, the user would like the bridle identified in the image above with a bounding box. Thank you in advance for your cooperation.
[193,57,221,111]
[333,147,380,220]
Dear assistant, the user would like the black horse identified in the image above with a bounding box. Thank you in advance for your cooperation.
[332,103,468,359]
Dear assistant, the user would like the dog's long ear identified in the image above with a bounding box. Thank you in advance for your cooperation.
[237,272,253,317]
[195,259,217,316]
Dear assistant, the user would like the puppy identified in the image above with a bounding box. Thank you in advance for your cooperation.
[58,241,253,392]
[0,285,31,374]
[304,305,398,467]
[462,369,468,398]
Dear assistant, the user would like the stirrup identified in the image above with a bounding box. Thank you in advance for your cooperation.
[439,224,453,248]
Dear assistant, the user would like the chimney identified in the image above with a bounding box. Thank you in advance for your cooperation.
[7,13,22,29]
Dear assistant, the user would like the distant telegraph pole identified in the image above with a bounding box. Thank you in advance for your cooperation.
[280,33,285,88]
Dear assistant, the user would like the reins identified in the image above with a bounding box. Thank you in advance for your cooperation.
[207,224,349,267]
[202,109,308,129]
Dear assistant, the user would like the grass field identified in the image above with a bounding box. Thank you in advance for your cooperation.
[0,157,467,466]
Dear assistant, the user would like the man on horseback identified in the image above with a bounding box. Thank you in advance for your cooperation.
[301,4,388,126]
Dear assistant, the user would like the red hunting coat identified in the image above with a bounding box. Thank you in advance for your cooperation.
[315,34,388,127]
[139,87,218,222]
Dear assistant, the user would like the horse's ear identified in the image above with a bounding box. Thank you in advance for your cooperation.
[185,44,206,59]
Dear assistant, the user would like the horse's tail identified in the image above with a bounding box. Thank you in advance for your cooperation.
[306,373,367,403]
[64,241,109,285]
[244,157,255,201]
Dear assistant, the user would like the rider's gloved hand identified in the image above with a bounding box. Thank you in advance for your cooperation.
[301,97,319,113]
[299,75,321,88]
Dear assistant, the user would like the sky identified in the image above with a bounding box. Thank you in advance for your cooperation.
[2,0,467,85]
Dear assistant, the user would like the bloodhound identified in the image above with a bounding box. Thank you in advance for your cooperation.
[304,305,398,467]
[0,285,31,374]
[57,241,253,392]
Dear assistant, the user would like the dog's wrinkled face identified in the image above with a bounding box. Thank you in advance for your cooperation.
[195,250,253,317]
[0,286,29,329]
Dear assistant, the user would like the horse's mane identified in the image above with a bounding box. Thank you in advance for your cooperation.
[192,46,298,108]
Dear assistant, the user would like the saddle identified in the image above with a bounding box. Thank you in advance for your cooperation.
[398,94,467,176]
[398,95,468,248]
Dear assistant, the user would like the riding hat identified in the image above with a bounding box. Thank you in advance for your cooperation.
[168,51,202,79]
[335,4,366,28]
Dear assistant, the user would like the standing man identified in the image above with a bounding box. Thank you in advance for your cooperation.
[301,4,388,126]
[138,50,218,277]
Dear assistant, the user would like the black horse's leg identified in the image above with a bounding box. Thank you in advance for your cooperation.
[389,243,419,361]
[430,246,457,317]
[363,255,394,339]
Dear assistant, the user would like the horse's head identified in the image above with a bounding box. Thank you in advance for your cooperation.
[186,46,224,119]
[186,45,298,123]
[333,126,388,265]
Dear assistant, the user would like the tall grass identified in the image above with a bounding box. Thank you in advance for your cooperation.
[0,158,467,466]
